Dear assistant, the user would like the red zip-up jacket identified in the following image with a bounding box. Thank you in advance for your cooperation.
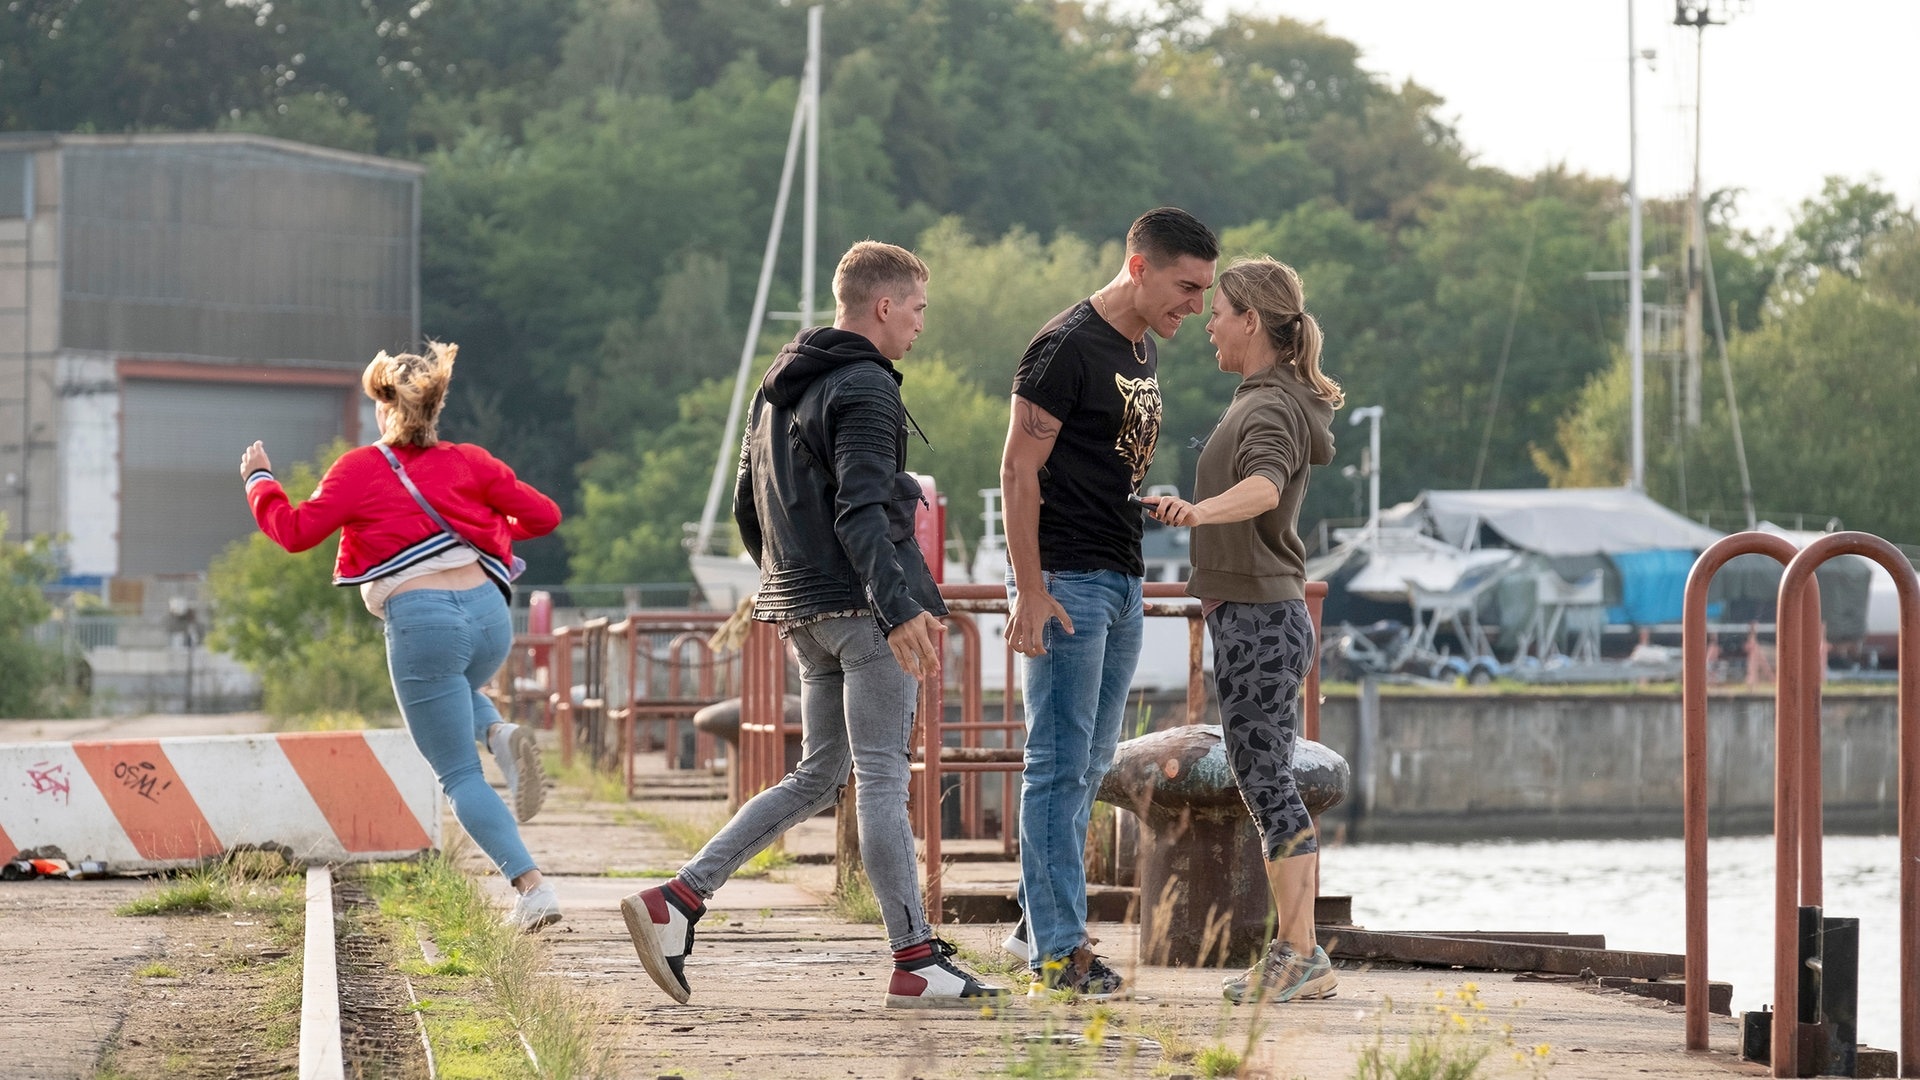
[245,442,561,590]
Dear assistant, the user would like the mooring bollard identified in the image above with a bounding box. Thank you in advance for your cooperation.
[693,695,803,810]
[1097,723,1349,967]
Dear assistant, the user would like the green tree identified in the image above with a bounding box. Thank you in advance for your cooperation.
[563,377,743,584]
[1542,223,1920,541]
[1780,176,1916,289]
[205,444,393,719]
[0,517,72,717]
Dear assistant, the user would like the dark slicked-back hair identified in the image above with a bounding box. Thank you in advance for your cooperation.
[1125,207,1219,267]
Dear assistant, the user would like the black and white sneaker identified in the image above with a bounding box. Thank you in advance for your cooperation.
[1001,920,1029,958]
[621,878,705,1004]
[886,938,1009,1009]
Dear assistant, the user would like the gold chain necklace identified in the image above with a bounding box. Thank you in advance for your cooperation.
[1094,291,1148,365]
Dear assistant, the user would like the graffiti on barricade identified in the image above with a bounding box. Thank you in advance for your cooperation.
[27,760,71,804]
[111,760,172,803]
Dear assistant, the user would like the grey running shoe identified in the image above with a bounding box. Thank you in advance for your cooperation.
[1029,945,1129,1002]
[488,722,546,823]
[1223,943,1337,1004]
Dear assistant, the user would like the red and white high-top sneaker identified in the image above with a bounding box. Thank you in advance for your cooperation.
[621,878,706,1004]
[886,938,1010,1009]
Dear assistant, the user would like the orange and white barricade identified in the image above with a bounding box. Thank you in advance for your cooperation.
[0,730,441,870]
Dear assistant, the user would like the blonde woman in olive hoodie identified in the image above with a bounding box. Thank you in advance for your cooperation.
[1142,257,1342,1004]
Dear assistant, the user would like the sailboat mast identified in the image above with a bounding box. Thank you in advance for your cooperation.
[690,11,819,556]
[1627,0,1645,492]
[801,5,821,328]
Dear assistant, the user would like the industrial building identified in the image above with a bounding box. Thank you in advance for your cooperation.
[0,133,422,584]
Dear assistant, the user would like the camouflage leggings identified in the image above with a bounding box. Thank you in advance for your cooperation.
[1206,598,1317,860]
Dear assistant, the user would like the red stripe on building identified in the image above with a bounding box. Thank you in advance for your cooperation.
[277,733,432,853]
[0,821,15,863]
[71,741,222,861]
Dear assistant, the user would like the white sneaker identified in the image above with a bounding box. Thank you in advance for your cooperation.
[1002,921,1029,958]
[507,882,562,933]
[488,723,546,823]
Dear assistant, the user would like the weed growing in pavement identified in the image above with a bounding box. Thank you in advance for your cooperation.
[115,849,301,917]
[133,962,177,979]
[362,847,613,1080]
[1194,1042,1244,1078]
[547,751,629,803]
[955,939,1028,982]
[625,805,792,877]
[830,868,883,924]
[603,867,676,878]
[1351,983,1552,1080]
[996,1002,1177,1079]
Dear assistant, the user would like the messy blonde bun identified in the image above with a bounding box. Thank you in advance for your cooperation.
[363,341,456,447]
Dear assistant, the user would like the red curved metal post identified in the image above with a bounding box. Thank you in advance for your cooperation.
[1682,532,1799,1052]
[1773,533,1920,1077]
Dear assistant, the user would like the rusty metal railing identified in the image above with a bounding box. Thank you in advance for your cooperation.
[1773,534,1918,1076]
[1683,532,1919,1075]
[1682,532,1802,1052]
[737,619,793,804]
[916,580,1327,926]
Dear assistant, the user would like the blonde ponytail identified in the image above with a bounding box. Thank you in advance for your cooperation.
[363,341,456,447]
[1216,258,1344,408]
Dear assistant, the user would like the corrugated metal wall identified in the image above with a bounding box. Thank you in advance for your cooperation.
[60,142,414,363]
[119,379,346,576]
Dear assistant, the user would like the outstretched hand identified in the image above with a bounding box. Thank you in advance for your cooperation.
[240,441,272,479]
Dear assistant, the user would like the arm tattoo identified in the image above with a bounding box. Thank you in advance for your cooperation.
[1016,399,1061,440]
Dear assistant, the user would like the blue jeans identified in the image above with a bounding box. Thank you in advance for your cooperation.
[384,584,535,882]
[1013,569,1143,967]
[680,615,930,950]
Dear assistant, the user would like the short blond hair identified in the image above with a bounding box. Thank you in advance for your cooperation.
[833,241,929,316]
[363,341,456,447]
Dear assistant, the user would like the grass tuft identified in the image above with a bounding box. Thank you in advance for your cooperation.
[116,850,301,918]
[361,851,613,1079]
[829,868,883,924]
[547,752,629,803]
[1352,983,1551,1080]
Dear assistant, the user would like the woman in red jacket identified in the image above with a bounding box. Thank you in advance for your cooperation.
[242,343,564,931]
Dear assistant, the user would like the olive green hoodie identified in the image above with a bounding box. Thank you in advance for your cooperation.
[1185,362,1337,603]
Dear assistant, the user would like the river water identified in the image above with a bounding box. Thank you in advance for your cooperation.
[1317,834,1906,1053]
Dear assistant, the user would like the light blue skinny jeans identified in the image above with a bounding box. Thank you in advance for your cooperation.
[679,614,931,950]
[384,583,536,882]
[1012,569,1144,968]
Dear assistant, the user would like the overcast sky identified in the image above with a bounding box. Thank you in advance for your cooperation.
[1165,0,1920,238]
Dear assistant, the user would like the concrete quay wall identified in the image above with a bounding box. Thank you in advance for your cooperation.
[1312,688,1901,842]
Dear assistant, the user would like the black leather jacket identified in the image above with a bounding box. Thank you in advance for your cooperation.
[732,326,947,632]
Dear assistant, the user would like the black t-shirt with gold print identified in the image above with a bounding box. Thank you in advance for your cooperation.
[1011,299,1161,577]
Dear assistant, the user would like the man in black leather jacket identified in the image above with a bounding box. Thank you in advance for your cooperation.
[621,241,1004,1010]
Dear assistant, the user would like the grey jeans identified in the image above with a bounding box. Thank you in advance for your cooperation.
[679,615,930,950]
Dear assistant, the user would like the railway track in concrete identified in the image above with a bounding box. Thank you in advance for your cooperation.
[299,866,433,1080]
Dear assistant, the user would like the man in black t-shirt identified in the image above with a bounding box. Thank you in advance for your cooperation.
[999,208,1219,999]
